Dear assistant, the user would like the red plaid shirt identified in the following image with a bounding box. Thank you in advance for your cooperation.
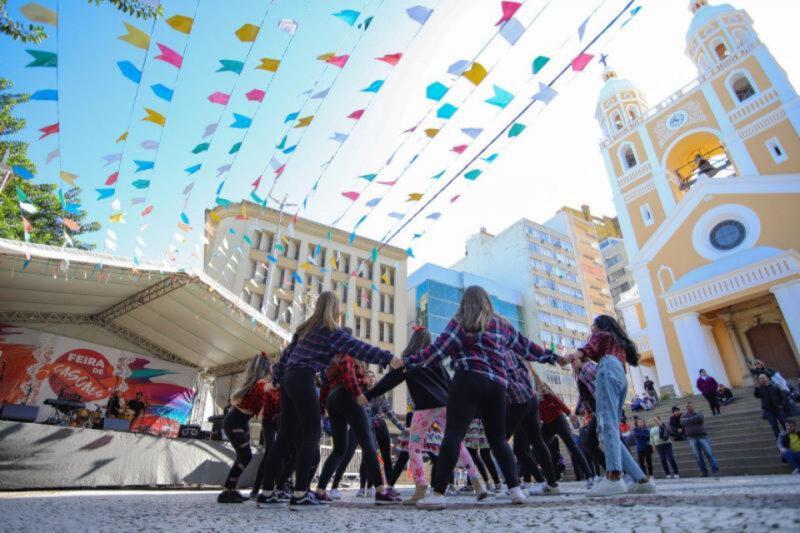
[578,331,626,368]
[261,387,281,423]
[237,380,268,414]
[539,393,570,425]
[320,355,366,411]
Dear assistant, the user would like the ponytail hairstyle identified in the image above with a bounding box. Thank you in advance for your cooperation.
[402,326,432,358]
[593,314,640,366]
[294,290,340,340]
[231,353,271,402]
[455,285,495,333]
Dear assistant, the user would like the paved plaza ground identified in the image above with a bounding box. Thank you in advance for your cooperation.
[1,475,798,532]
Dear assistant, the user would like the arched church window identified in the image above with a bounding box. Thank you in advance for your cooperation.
[628,106,639,121]
[714,42,729,60]
[731,74,756,102]
[612,112,623,131]
[621,145,637,170]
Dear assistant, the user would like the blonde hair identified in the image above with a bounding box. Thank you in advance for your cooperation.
[455,285,495,332]
[231,354,271,402]
[295,290,340,340]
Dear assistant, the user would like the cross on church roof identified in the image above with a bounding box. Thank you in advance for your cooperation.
[599,53,609,68]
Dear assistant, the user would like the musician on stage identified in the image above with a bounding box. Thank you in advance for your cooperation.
[106,390,122,418]
[128,392,149,421]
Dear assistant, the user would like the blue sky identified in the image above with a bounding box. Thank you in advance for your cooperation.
[4,0,799,273]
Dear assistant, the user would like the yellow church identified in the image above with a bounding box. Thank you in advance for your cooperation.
[598,1,800,396]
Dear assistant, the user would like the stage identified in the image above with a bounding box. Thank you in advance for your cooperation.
[0,421,263,490]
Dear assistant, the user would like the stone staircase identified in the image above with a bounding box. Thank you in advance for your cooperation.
[563,386,793,478]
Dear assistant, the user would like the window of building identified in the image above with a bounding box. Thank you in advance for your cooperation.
[731,73,756,102]
[714,42,729,60]
[765,137,788,164]
[620,144,637,170]
[612,112,623,131]
[627,106,639,121]
[640,203,654,227]
[605,254,622,268]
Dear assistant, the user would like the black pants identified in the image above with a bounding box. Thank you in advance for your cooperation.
[542,414,592,481]
[332,427,358,489]
[317,386,382,490]
[374,419,393,482]
[512,428,544,483]
[260,367,320,493]
[581,417,605,476]
[703,393,721,415]
[390,451,408,486]
[655,443,678,476]
[252,420,277,493]
[433,371,519,493]
[506,398,557,486]
[637,447,654,476]
[222,407,253,490]
[646,388,658,402]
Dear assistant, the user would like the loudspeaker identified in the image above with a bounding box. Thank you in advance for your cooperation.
[178,424,201,439]
[101,417,131,432]
[0,403,40,422]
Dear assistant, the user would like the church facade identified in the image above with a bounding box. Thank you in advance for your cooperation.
[598,1,800,395]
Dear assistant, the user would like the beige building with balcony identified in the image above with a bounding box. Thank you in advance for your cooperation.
[597,1,800,395]
[203,202,409,411]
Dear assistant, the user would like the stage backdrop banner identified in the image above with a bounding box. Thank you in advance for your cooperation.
[0,324,198,437]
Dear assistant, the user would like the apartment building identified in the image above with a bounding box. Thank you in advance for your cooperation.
[599,236,634,304]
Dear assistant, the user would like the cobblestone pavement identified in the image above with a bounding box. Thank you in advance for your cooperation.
[1,475,798,532]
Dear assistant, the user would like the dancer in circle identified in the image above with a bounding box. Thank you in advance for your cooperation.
[217,353,272,504]
[314,328,400,504]
[258,291,402,510]
[559,315,656,497]
[367,326,489,504]
[397,285,558,509]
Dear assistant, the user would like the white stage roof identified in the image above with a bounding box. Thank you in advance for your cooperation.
[0,239,291,372]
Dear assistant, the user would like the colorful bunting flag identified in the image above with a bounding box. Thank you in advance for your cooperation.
[496,1,522,25]
[431,170,445,180]
[448,59,470,76]
[485,85,513,108]
[203,123,218,138]
[13,166,34,180]
[134,160,154,172]
[96,188,115,200]
[117,60,141,83]
[294,116,314,128]
[362,80,384,93]
[218,59,244,73]
[571,53,594,72]
[388,212,404,220]
[132,179,150,189]
[25,49,57,67]
[116,131,128,142]
[185,163,202,174]
[508,123,526,137]
[142,108,166,126]
[365,197,381,207]
[499,17,524,45]
[311,87,330,99]
[463,62,487,85]
[424,128,439,138]
[151,83,173,102]
[532,82,558,104]
[141,205,154,217]
[119,22,150,49]
[331,132,348,143]
[140,140,158,150]
[407,193,423,202]
[461,127,482,139]
[105,172,119,185]
[20,3,58,25]
[341,191,360,201]
[426,212,441,220]
[109,212,125,223]
[192,142,209,154]
[578,16,589,41]
[326,55,350,68]
[359,174,377,182]
[483,153,499,163]
[407,5,433,24]
[155,43,183,68]
[62,218,80,231]
[208,91,230,104]
[229,142,241,154]
[30,89,57,101]
[532,55,550,75]
[452,144,468,154]
[376,53,402,66]
[347,109,365,120]
[358,15,373,30]
[257,58,280,72]
[246,89,265,102]
[464,169,482,180]
[231,113,252,129]
[332,10,360,26]
[235,23,260,42]
[38,122,59,139]
[437,103,458,119]
[167,15,194,34]
[278,19,298,34]
[426,81,448,101]
[60,171,77,185]
[46,148,59,163]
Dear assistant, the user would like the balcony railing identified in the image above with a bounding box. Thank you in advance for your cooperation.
[673,145,737,191]
[599,41,759,149]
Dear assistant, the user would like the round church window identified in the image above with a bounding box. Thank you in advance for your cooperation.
[709,219,746,251]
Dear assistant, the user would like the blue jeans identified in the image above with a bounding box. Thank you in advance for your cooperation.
[594,356,646,481]
[688,437,719,474]
[782,450,800,470]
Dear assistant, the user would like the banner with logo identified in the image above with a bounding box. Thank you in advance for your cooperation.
[0,324,197,437]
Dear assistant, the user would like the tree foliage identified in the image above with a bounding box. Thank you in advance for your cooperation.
[1,77,99,249]
[0,0,162,43]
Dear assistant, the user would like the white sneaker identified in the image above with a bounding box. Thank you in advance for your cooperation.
[628,478,657,494]
[356,488,366,498]
[366,488,375,498]
[330,489,341,500]
[543,483,561,495]
[594,475,603,483]
[416,492,446,510]
[586,478,628,498]
[508,485,527,504]
[673,474,680,479]
[586,478,594,489]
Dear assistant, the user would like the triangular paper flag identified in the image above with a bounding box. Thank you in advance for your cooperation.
[278,19,298,34]
[12,166,33,180]
[365,197,381,207]
[376,53,402,66]
[235,23,260,42]
[132,179,150,189]
[142,108,166,126]
[96,188,115,200]
[326,55,350,68]
[362,80,384,93]
[571,52,594,72]
[46,148,59,163]
[532,55,550,75]
[151,83,173,102]
[119,22,150,49]
[499,17,524,45]
[461,127,482,139]
[331,132,347,143]
[496,1,522,25]
[192,143,209,154]
[578,16,589,41]
[246,88,265,102]
[407,5,433,25]
[426,212,441,220]
[60,171,77,185]
[257,58,280,72]
[342,191,360,201]
[25,49,57,67]
[437,103,457,119]
[20,3,57,25]
[426,81,448,101]
[347,109,364,120]
[134,160,154,172]
[463,62,487,85]
[485,85,513,108]
[464,169,482,180]
[229,142,241,154]
[217,59,244,74]
[105,172,119,185]
[155,43,183,68]
[311,87,330,99]
[448,59,470,76]
[332,9,360,26]
[167,15,194,34]
[208,91,230,104]
[532,82,558,104]
[508,123,526,137]
[425,128,439,138]
[185,163,202,174]
[359,174,377,182]
[231,113,252,129]
[117,60,141,83]
[407,193,423,202]
[30,89,57,101]
[294,116,313,128]
[38,122,59,139]
[452,144,468,154]
[203,123,218,138]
